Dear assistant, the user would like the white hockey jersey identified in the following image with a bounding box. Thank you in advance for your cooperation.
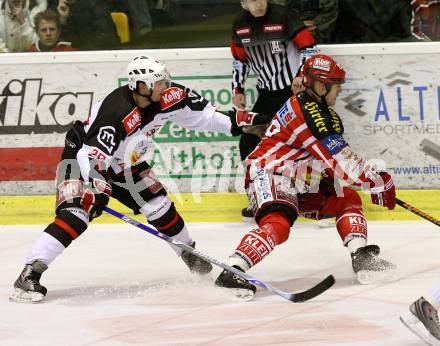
[76,83,232,180]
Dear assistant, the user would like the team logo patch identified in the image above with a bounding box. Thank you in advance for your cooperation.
[236,27,251,36]
[160,87,186,110]
[122,107,142,135]
[255,167,273,202]
[270,41,282,54]
[312,57,331,72]
[348,215,367,227]
[320,134,348,155]
[335,146,359,162]
[143,124,162,137]
[329,108,343,133]
[56,180,84,207]
[276,102,295,127]
[303,101,329,135]
[130,150,140,164]
[263,24,284,33]
[97,126,116,154]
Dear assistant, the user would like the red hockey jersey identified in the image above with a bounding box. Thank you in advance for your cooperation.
[247,92,384,190]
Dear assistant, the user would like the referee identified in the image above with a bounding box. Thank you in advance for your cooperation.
[231,0,317,219]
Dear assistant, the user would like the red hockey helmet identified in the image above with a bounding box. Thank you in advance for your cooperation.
[302,54,346,89]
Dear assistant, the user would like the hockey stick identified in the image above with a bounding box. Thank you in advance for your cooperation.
[396,198,440,227]
[104,206,335,302]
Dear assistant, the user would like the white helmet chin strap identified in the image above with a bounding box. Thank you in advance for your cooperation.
[134,83,154,103]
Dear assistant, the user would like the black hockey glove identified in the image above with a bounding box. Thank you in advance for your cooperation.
[228,108,273,136]
[65,120,86,150]
[80,168,112,220]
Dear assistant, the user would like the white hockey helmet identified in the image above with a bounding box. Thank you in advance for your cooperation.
[127,55,171,91]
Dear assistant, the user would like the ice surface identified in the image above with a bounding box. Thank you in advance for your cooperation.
[1,221,439,345]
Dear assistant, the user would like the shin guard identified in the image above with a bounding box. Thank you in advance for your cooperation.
[44,208,88,248]
[234,228,277,269]
[233,212,290,269]
[336,212,367,245]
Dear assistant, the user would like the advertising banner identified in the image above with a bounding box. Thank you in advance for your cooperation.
[334,52,440,189]
[0,45,439,194]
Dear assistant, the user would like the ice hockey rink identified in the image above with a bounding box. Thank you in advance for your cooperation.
[1,220,439,346]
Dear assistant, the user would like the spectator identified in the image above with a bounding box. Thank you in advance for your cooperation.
[148,0,174,27]
[288,0,338,44]
[411,0,440,41]
[48,0,119,50]
[112,0,152,39]
[29,9,75,51]
[0,0,47,52]
[334,0,417,43]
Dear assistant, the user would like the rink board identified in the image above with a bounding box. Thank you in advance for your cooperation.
[1,43,440,196]
[0,190,439,225]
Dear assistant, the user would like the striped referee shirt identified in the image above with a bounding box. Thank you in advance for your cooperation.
[231,4,317,95]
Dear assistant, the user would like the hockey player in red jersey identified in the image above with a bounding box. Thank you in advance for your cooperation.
[215,54,397,298]
[10,55,271,303]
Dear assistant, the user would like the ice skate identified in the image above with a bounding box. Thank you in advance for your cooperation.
[351,245,396,284]
[181,242,213,275]
[215,266,256,301]
[241,207,255,223]
[10,261,48,303]
[400,297,440,346]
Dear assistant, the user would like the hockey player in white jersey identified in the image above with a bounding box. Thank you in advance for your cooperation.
[400,277,440,345]
[10,55,271,303]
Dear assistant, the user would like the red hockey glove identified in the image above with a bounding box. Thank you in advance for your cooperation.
[81,165,112,220]
[229,108,273,136]
[370,172,396,210]
[81,177,112,220]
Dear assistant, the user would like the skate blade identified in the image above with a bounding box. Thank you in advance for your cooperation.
[317,219,336,228]
[400,312,440,346]
[9,288,44,304]
[356,267,398,285]
[219,287,255,302]
[190,267,213,276]
[242,216,255,224]
[233,288,255,302]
